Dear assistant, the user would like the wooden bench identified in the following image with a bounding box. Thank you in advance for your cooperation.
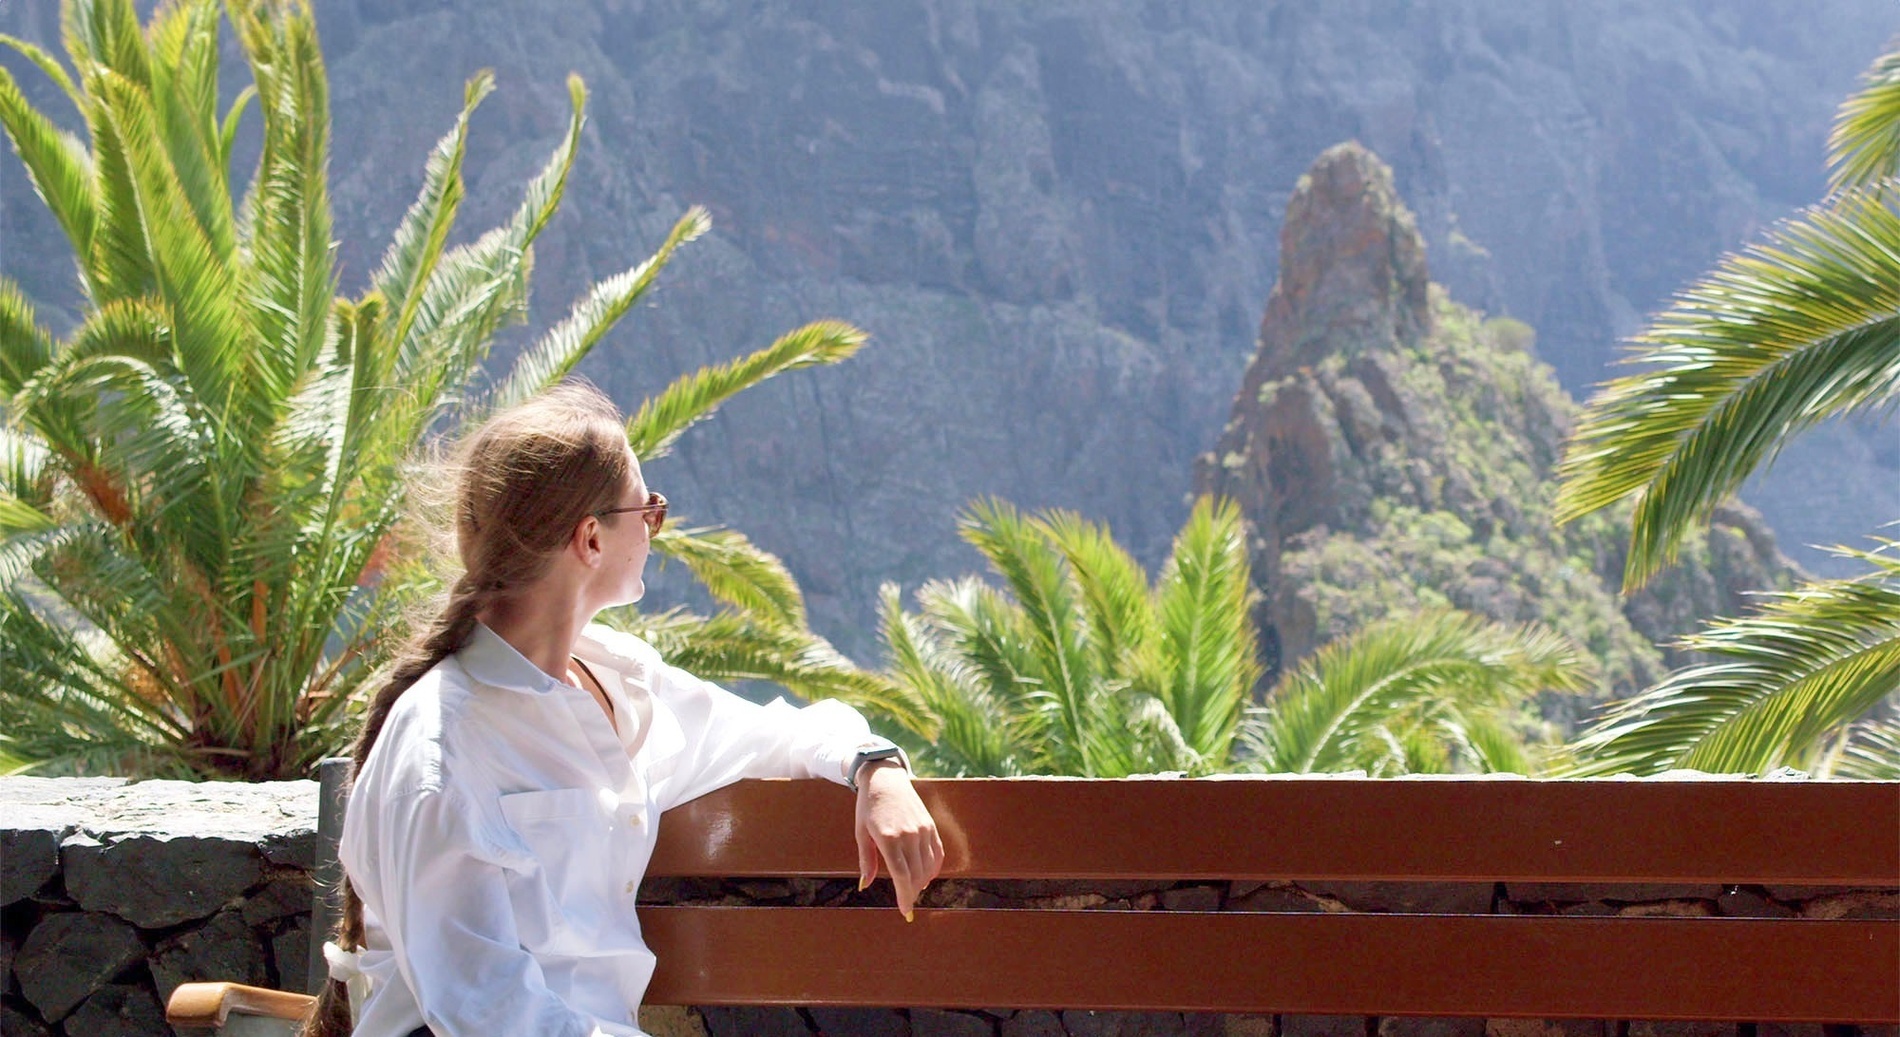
[168,774,1900,1032]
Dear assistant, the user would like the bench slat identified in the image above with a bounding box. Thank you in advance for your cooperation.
[639,907,1900,1022]
[649,778,1900,883]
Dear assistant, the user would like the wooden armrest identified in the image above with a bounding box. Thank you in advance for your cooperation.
[166,981,318,1029]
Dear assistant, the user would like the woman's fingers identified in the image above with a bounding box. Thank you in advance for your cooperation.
[856,819,880,891]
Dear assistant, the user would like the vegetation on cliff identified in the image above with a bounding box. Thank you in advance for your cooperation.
[1197,143,1795,720]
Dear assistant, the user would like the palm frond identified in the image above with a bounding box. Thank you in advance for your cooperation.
[1828,44,1900,192]
[648,524,805,628]
[1556,185,1900,586]
[600,605,923,733]
[489,204,708,415]
[0,63,97,260]
[1036,508,1155,679]
[1245,610,1590,774]
[1830,714,1900,779]
[0,278,57,396]
[1149,496,1258,764]
[0,33,83,109]
[626,319,863,463]
[959,498,1101,773]
[1567,546,1900,775]
[371,69,494,358]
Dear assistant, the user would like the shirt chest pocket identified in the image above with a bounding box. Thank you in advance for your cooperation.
[498,787,618,950]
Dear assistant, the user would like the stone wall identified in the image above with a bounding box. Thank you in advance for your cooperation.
[2,777,317,1037]
[2,777,1894,1037]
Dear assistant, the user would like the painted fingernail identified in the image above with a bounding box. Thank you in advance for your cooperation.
[858,876,870,891]
[903,909,914,923]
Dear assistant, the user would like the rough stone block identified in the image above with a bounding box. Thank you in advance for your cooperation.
[701,1005,812,1037]
[1222,1016,1277,1037]
[913,1008,992,1037]
[1797,891,1899,920]
[1626,1023,1734,1037]
[1227,882,1334,913]
[810,1006,910,1037]
[260,827,318,870]
[1,829,59,907]
[0,1002,52,1037]
[1484,1022,1606,1037]
[1503,883,1721,904]
[1310,882,1493,914]
[1001,1009,1067,1037]
[1280,1016,1368,1037]
[62,831,263,929]
[150,906,268,1003]
[1715,887,1798,918]
[1063,1010,1199,1036]
[241,872,314,926]
[14,911,144,1022]
[272,916,312,992]
[63,982,168,1037]
[639,1005,711,1037]
[1755,1024,1824,1037]
[1160,885,1224,912]
[1380,1018,1484,1037]
[2,928,14,997]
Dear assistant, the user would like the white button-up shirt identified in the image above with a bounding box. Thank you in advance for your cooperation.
[335,621,872,1037]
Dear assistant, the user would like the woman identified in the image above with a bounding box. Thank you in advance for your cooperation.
[315,384,942,1037]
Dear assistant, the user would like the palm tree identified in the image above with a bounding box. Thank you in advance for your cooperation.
[875,498,1589,776]
[1555,44,1900,775]
[877,496,1259,776]
[0,0,886,779]
[1239,610,1594,776]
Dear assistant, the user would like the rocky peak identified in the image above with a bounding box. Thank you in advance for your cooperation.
[1257,141,1432,379]
[1197,142,1798,699]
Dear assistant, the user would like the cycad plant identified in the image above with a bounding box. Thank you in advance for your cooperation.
[1555,44,1900,775]
[878,497,1259,776]
[1239,610,1593,776]
[0,0,883,778]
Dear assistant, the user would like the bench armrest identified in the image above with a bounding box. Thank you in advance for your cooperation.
[166,981,317,1031]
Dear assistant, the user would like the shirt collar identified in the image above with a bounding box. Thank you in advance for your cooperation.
[456,621,567,695]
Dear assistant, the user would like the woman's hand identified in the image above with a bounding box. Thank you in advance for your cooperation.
[854,761,944,920]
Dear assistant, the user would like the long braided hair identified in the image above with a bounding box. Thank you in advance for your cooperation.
[305,383,634,1036]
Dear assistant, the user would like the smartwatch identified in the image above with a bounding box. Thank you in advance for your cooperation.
[845,738,911,790]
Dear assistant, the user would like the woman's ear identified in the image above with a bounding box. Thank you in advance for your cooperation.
[570,515,605,566]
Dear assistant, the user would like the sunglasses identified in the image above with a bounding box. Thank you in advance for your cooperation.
[596,491,667,536]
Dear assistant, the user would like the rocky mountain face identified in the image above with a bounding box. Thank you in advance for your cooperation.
[1196,143,1797,703]
[0,0,1891,658]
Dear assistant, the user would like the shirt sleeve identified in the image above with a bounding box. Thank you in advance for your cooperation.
[650,660,873,811]
[360,785,643,1037]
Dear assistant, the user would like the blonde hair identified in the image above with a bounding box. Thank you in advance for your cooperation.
[307,382,632,1036]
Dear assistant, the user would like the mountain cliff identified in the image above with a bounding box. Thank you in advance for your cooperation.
[1195,143,1797,702]
[0,0,1890,655]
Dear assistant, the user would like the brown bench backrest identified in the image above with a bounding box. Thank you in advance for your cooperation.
[639,777,1900,1022]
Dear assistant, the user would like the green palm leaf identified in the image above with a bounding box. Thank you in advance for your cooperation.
[1829,45,1900,192]
[604,605,921,732]
[1148,496,1258,764]
[626,318,865,463]
[1566,546,1900,776]
[1830,715,1900,779]
[489,204,709,415]
[649,524,806,629]
[1555,184,1900,585]
[371,70,494,360]
[1244,610,1590,774]
[960,498,1102,773]
[0,63,96,257]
